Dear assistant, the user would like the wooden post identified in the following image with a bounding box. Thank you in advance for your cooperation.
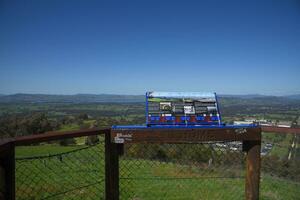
[0,142,15,200]
[105,131,119,200]
[243,140,261,200]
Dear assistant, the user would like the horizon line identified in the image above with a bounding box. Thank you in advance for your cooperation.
[0,92,299,97]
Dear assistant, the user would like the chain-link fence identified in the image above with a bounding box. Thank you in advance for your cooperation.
[13,130,300,200]
[15,135,105,200]
[260,132,300,200]
[120,142,246,200]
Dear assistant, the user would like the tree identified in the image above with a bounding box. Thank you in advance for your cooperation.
[0,112,56,138]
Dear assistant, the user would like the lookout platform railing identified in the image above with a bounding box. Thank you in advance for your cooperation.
[0,126,298,200]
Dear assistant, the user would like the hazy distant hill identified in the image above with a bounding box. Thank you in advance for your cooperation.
[285,94,300,100]
[220,94,267,99]
[0,93,299,103]
[0,94,145,103]
[222,94,300,100]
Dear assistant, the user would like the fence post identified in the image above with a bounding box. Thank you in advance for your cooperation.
[105,131,119,200]
[243,140,261,200]
[0,142,15,200]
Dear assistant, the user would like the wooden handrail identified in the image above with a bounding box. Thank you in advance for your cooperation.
[14,127,110,145]
[0,127,110,148]
[110,127,261,143]
[0,125,298,148]
[261,126,300,134]
[1,125,298,147]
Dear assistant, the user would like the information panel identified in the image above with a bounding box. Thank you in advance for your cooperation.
[146,92,222,126]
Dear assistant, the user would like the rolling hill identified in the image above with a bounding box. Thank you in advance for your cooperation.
[0,93,299,104]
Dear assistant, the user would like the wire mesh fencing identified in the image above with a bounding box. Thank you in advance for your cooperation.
[13,130,300,200]
[119,142,246,200]
[15,135,105,200]
[260,132,300,200]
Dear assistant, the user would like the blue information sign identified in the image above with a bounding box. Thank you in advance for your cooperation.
[146,92,222,126]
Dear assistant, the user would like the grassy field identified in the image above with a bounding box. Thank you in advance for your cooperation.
[15,144,300,200]
[16,145,82,158]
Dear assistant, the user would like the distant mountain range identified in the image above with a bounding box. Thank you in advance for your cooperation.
[0,94,145,103]
[220,94,267,99]
[285,94,300,100]
[0,93,299,103]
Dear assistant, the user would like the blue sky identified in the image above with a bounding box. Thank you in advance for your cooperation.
[0,0,300,95]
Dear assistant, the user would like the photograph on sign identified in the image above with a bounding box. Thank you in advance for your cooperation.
[160,102,172,111]
[184,105,195,114]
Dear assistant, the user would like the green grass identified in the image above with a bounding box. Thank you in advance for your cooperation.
[59,124,80,131]
[260,175,300,200]
[58,120,96,145]
[119,158,245,200]
[83,119,96,126]
[15,145,300,200]
[16,145,83,158]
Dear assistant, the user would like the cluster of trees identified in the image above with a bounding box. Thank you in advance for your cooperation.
[0,112,94,139]
[0,113,58,138]
[0,109,144,144]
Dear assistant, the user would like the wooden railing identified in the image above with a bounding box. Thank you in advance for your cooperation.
[2,125,298,200]
[261,126,300,134]
[0,128,110,200]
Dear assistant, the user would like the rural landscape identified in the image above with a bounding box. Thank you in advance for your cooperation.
[0,93,299,199]
[1,1,300,199]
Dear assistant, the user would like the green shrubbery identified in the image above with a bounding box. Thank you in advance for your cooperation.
[262,155,300,181]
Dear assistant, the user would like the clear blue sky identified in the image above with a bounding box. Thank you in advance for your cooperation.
[1,0,299,95]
